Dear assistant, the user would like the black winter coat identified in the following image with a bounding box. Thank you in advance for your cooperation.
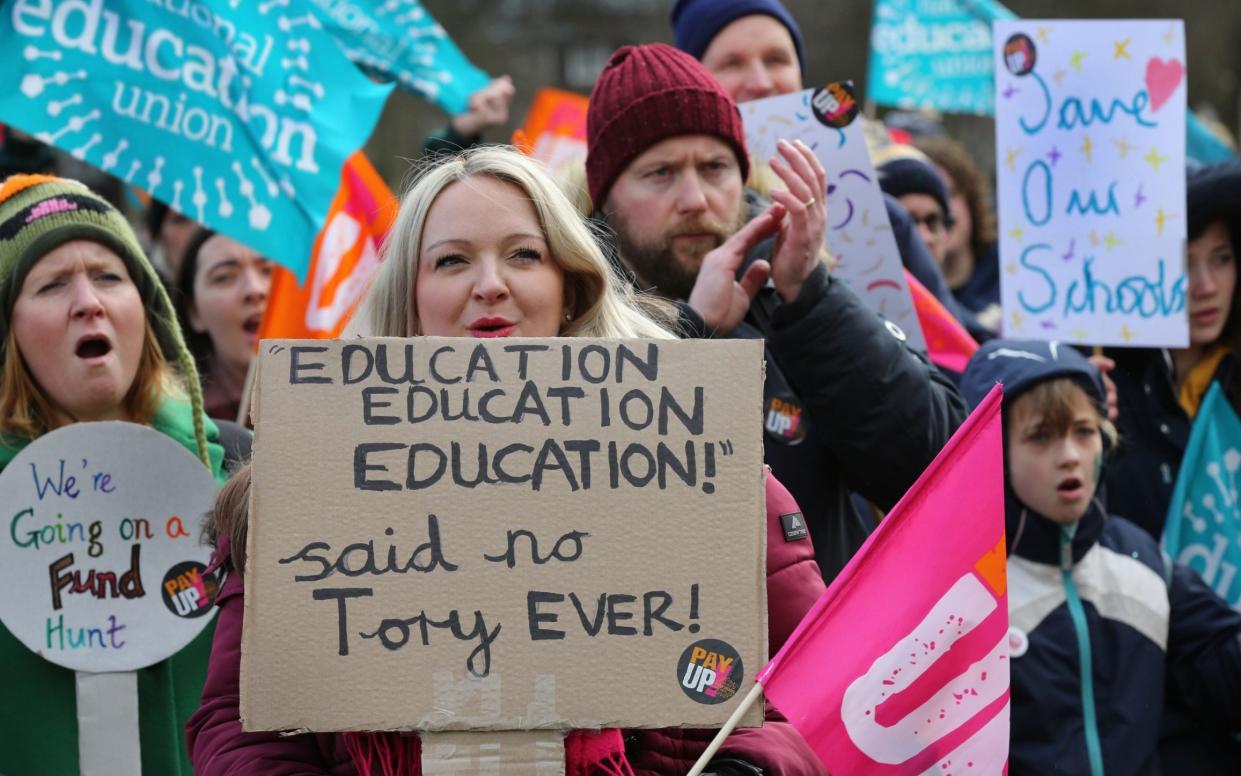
[884,193,992,342]
[660,193,968,582]
[1106,348,1238,539]
[1005,498,1241,775]
[743,265,966,581]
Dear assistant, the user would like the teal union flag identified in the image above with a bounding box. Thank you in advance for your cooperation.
[866,0,1015,116]
[307,0,490,116]
[1165,382,1241,610]
[0,0,392,280]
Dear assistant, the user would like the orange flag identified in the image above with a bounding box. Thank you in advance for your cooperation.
[258,151,397,340]
[511,87,590,172]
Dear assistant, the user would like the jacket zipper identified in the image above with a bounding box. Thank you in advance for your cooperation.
[1060,525,1105,776]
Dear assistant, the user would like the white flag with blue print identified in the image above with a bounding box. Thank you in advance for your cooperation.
[0,0,392,280]
[1165,381,1241,610]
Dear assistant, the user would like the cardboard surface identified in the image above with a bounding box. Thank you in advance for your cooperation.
[0,422,220,672]
[422,731,565,776]
[994,20,1188,347]
[741,85,926,350]
[242,338,767,732]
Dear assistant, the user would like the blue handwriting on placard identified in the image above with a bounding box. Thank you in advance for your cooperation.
[1064,257,1185,318]
[1019,72,1158,135]
[1065,183,1120,216]
[46,613,127,650]
[30,458,115,500]
[1022,161,1121,225]
[1022,161,1053,225]
[1017,243,1057,313]
[31,460,79,500]
[1018,244,1186,319]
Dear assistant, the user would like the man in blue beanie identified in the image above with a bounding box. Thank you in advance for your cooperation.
[670,0,989,340]
[672,0,805,103]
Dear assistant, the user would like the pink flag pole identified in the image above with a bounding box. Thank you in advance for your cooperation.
[687,387,1007,775]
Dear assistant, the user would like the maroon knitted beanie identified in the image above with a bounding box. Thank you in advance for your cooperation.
[586,43,750,208]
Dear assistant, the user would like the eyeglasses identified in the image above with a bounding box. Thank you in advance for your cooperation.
[910,211,951,235]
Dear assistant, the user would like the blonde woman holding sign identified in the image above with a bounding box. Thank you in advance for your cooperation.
[0,175,241,774]
[188,146,827,776]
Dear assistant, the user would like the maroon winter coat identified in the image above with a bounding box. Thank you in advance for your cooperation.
[625,470,828,775]
[185,542,630,776]
[187,470,824,775]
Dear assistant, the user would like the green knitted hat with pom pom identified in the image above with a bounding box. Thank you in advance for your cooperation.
[0,174,210,466]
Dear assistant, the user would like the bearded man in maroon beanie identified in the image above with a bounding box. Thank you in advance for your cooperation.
[589,42,965,579]
[589,42,967,776]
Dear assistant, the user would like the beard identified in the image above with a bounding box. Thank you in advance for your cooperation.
[608,203,749,301]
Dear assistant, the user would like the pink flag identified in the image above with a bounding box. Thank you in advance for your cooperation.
[758,386,1009,774]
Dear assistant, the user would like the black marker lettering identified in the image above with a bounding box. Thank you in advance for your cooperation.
[354,443,403,491]
[312,587,373,655]
[361,387,400,425]
[289,346,332,384]
[527,591,565,640]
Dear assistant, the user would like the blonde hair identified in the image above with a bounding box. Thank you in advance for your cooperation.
[1007,378,1118,448]
[870,142,936,169]
[0,322,178,439]
[361,146,676,340]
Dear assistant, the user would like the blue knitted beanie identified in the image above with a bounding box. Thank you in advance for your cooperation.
[671,0,806,73]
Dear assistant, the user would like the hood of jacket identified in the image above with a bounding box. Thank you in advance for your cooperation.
[960,338,1105,411]
[961,339,1109,564]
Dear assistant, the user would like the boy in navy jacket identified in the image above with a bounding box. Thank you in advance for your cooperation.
[960,339,1241,775]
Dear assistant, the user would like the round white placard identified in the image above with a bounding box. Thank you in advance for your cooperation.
[0,422,221,672]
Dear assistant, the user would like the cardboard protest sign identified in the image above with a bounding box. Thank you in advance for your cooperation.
[867,0,1016,115]
[306,0,489,116]
[243,338,767,732]
[422,730,567,775]
[0,0,392,280]
[994,20,1187,346]
[0,423,220,672]
[741,85,925,349]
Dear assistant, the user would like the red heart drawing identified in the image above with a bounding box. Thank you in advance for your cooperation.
[1145,57,1184,112]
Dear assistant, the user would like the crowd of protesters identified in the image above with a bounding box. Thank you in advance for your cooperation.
[2,0,1241,774]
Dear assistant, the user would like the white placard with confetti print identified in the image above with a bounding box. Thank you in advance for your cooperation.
[742,85,924,349]
[994,20,1187,347]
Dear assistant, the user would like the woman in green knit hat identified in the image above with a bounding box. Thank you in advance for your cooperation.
[0,174,238,775]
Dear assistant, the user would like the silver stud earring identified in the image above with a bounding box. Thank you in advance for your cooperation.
[564,312,573,322]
